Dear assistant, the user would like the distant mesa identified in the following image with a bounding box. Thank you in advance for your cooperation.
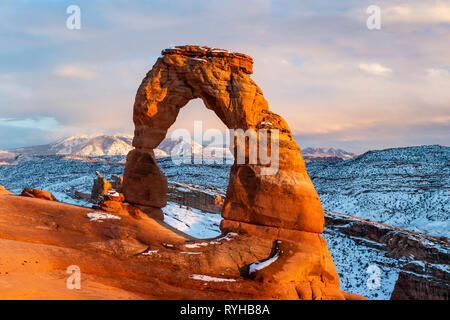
[301,147,356,162]
[0,150,16,159]
[0,150,17,165]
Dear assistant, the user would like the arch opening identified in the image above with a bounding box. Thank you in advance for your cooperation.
[166,98,229,146]
[156,98,232,239]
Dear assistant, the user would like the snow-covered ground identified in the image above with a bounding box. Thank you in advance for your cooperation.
[86,211,121,222]
[308,145,449,237]
[0,155,125,206]
[323,230,401,300]
[162,202,222,239]
[190,274,236,282]
[1,144,448,299]
[249,251,280,274]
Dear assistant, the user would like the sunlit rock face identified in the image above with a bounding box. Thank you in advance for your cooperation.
[0,185,11,195]
[20,188,57,201]
[123,45,323,233]
[121,45,362,299]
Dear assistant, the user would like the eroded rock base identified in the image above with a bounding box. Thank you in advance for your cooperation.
[0,195,364,300]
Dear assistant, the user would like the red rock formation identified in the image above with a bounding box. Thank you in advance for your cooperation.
[391,271,449,300]
[0,194,367,299]
[390,261,449,300]
[123,149,167,208]
[123,45,323,232]
[121,45,358,299]
[167,182,224,214]
[91,171,112,202]
[0,185,11,195]
[164,181,450,300]
[110,175,123,193]
[103,190,125,203]
[21,188,56,201]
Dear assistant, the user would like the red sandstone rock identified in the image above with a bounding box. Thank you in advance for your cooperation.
[20,188,56,201]
[167,182,224,214]
[95,199,164,221]
[123,45,324,233]
[91,171,112,202]
[111,175,123,193]
[0,185,11,195]
[391,271,449,300]
[123,149,167,208]
[103,191,125,202]
[214,195,224,207]
[119,45,354,299]
[0,195,364,299]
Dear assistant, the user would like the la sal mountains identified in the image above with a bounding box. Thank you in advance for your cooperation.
[6,134,135,157]
[3,134,214,158]
[1,134,356,161]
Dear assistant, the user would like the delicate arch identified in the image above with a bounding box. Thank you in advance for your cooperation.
[123,46,324,233]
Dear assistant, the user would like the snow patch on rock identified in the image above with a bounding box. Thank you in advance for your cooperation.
[190,274,236,282]
[249,252,280,274]
[86,212,121,222]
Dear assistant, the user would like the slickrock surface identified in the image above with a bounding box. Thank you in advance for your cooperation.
[119,45,358,299]
[0,185,11,195]
[0,46,363,300]
[0,194,362,299]
[21,188,57,201]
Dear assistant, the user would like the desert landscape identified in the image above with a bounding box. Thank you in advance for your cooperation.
[0,45,364,300]
[1,1,449,305]
[1,45,448,301]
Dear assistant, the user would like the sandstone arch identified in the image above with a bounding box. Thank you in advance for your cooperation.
[123,45,324,234]
[0,45,363,300]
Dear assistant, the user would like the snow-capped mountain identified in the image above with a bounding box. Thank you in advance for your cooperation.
[301,147,356,162]
[9,134,134,157]
[158,137,204,157]
[158,137,233,159]
[7,134,233,159]
[7,134,355,162]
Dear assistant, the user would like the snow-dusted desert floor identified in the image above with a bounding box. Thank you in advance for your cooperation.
[162,202,222,239]
[1,145,448,299]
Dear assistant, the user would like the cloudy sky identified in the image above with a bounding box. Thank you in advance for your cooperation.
[0,0,449,153]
